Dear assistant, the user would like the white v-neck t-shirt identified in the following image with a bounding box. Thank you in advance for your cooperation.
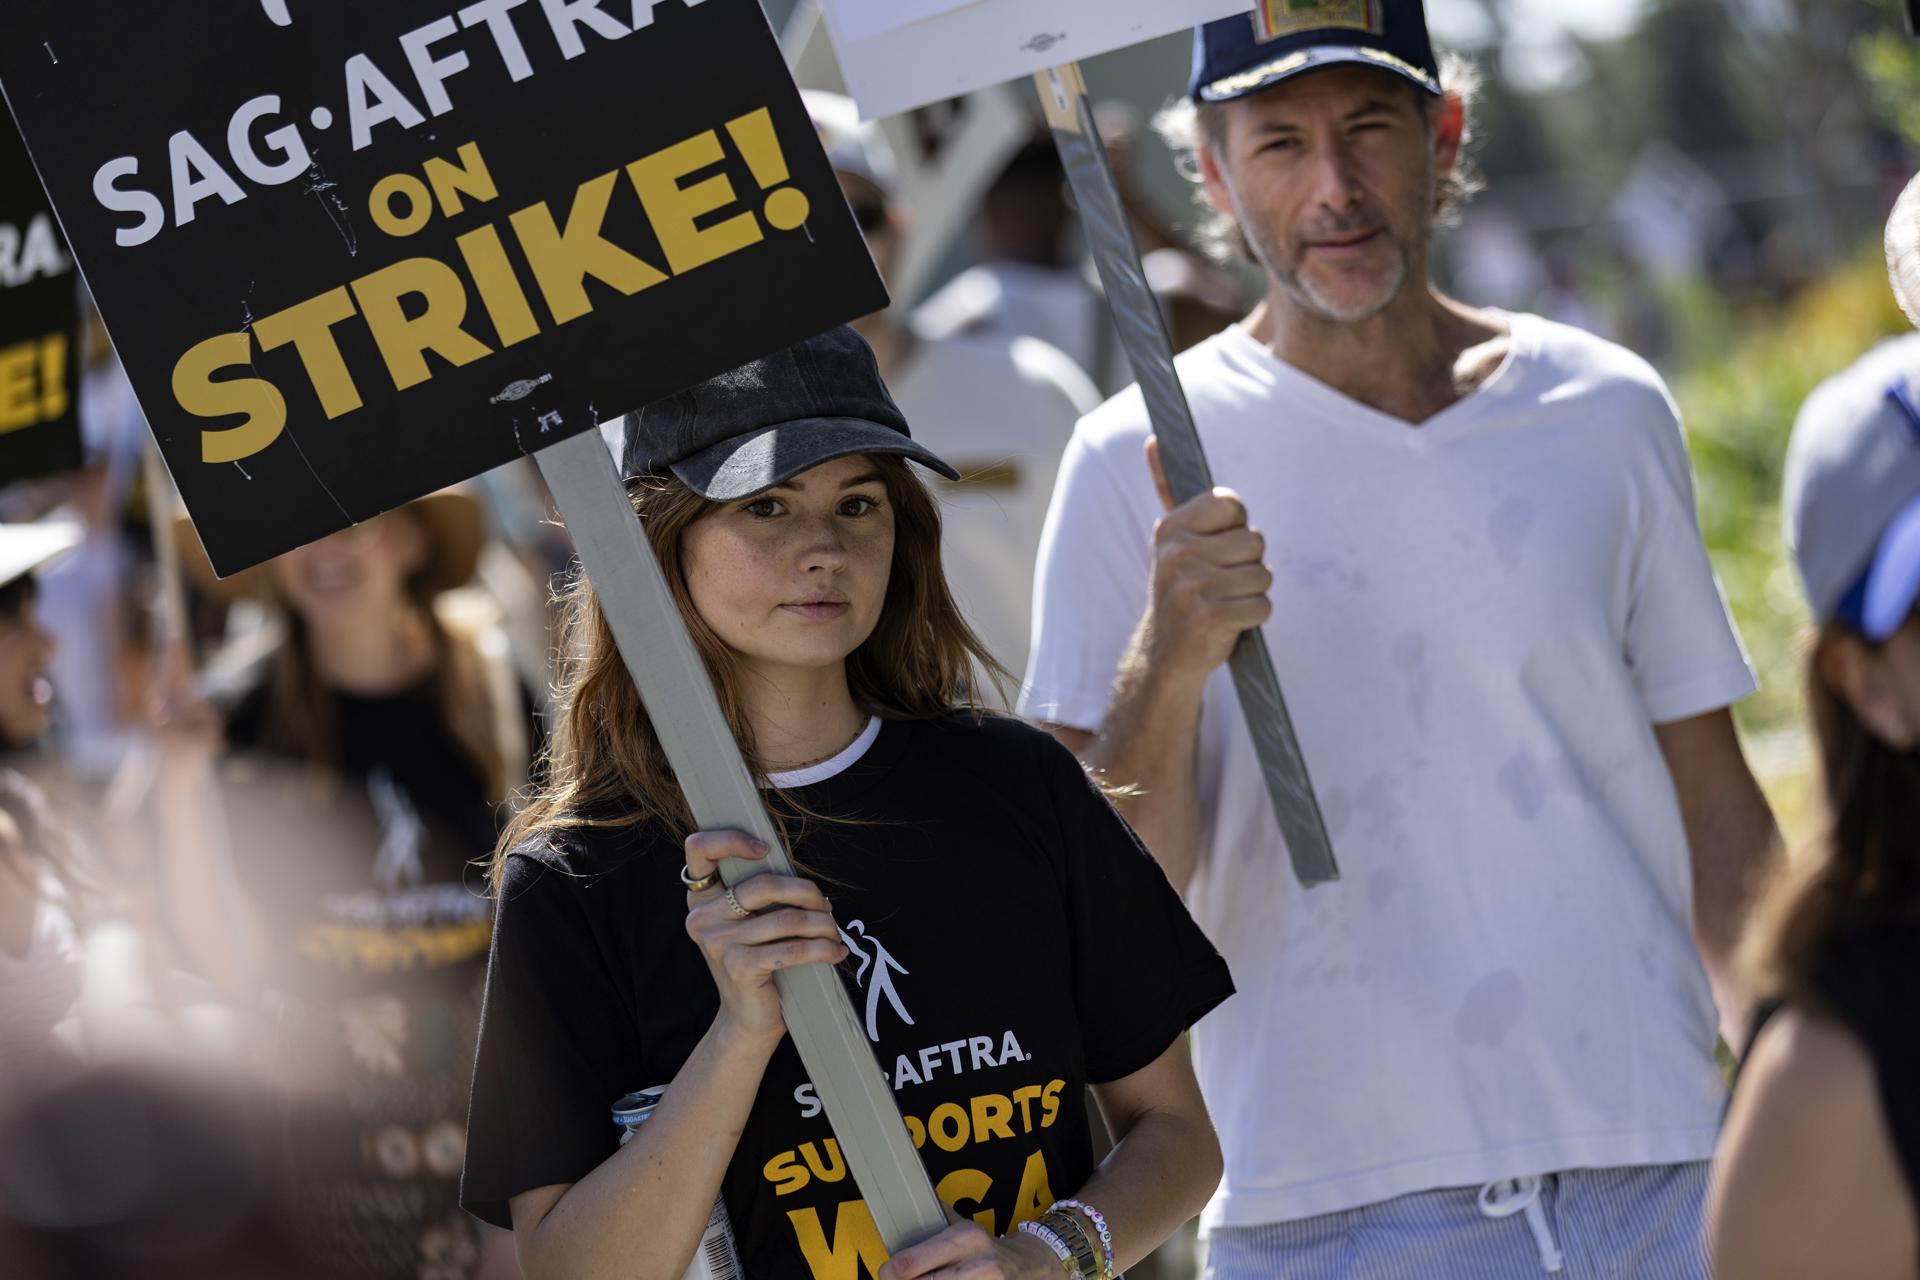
[1020,314,1756,1229]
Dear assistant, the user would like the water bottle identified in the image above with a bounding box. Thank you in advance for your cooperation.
[613,1088,744,1280]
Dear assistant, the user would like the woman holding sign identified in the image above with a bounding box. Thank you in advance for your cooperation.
[461,327,1231,1280]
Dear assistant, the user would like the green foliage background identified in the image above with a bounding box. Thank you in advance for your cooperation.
[1673,251,1908,740]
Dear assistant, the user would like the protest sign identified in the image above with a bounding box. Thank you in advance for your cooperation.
[816,0,1253,120]
[0,0,886,575]
[0,107,81,484]
[781,2,1030,308]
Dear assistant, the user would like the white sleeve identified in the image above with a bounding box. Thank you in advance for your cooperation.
[1018,424,1155,732]
[1622,407,1759,724]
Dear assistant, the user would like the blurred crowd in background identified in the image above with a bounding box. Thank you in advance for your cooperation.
[1,0,1916,1275]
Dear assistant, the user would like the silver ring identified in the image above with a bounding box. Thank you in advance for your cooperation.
[724,887,751,920]
[679,864,719,893]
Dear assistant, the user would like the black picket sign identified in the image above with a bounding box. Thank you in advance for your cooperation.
[0,0,886,574]
[0,107,81,485]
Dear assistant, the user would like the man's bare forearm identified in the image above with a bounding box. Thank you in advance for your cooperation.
[1064,630,1212,893]
[1653,710,1782,1043]
[1690,790,1781,1043]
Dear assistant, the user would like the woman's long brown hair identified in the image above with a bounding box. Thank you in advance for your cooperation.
[259,509,509,806]
[491,455,1007,890]
[1747,624,1920,1010]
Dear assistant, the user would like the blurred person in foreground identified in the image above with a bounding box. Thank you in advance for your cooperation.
[0,523,93,1081]
[170,490,535,1279]
[1709,335,1920,1279]
[1021,3,1780,1274]
[804,91,1098,695]
[0,1063,331,1280]
[1,516,260,1084]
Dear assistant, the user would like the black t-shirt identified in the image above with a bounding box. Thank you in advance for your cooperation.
[1740,919,1920,1207]
[218,677,536,1280]
[461,714,1233,1278]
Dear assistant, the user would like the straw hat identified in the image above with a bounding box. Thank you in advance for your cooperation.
[174,490,485,604]
[0,521,83,592]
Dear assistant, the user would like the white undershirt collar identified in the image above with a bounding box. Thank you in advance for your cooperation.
[765,716,883,789]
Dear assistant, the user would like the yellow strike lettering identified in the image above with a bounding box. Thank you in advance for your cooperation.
[36,334,66,424]
[788,1201,889,1280]
[1041,1080,1065,1129]
[1010,1150,1055,1228]
[294,920,490,971]
[370,172,434,237]
[971,1093,1016,1142]
[626,130,760,275]
[799,1140,847,1185]
[456,225,540,347]
[927,1102,969,1154]
[423,142,498,218]
[172,331,288,464]
[1011,1085,1042,1132]
[510,172,668,325]
[253,286,365,419]
[903,1114,927,1149]
[936,1168,996,1234]
[351,258,493,392]
[763,1150,809,1197]
[0,340,39,433]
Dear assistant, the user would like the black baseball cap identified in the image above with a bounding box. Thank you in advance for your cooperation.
[1190,0,1440,104]
[620,326,959,500]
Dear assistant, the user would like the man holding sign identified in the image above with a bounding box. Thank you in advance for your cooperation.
[1022,2,1779,1273]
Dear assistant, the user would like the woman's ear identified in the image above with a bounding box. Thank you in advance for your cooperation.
[1818,631,1920,750]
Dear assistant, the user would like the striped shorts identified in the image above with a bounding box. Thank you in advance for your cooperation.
[1201,1162,1709,1280]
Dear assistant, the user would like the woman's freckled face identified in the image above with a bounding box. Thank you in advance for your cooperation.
[679,454,895,678]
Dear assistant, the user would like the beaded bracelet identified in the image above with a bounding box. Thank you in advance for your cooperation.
[1015,1221,1080,1279]
[1051,1199,1117,1279]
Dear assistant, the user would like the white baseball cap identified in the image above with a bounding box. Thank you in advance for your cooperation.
[0,522,82,593]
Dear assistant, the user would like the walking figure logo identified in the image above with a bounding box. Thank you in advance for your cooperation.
[838,920,913,1042]
[367,769,426,892]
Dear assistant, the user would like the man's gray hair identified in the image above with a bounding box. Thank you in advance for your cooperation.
[1153,50,1485,266]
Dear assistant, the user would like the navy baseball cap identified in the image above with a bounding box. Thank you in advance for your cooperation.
[1190,0,1440,104]
[621,325,959,501]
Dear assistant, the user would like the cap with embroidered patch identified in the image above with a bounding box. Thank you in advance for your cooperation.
[1190,0,1440,104]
